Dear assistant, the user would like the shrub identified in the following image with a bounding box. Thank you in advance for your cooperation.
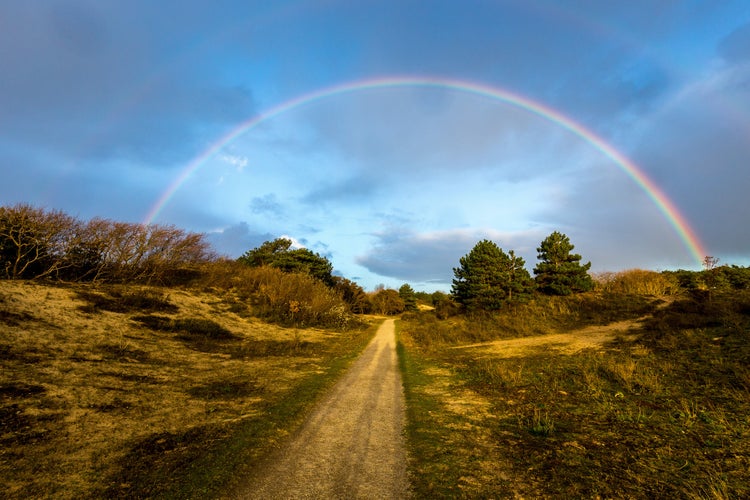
[594,269,678,295]
[194,261,357,329]
[0,204,214,284]
[370,289,405,315]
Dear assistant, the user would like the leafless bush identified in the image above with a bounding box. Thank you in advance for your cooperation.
[84,221,213,284]
[0,204,213,284]
[0,204,80,279]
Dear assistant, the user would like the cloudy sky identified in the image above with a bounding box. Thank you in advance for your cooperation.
[2,1,749,291]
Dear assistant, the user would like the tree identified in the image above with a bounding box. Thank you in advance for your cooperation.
[0,204,80,279]
[238,238,334,285]
[331,276,371,314]
[370,288,405,315]
[398,283,418,311]
[238,238,294,267]
[533,231,593,295]
[702,256,720,271]
[504,249,535,302]
[451,239,533,311]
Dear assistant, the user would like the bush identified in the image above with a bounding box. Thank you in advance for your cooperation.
[594,269,678,295]
[434,295,460,319]
[370,289,405,315]
[0,204,213,284]
[194,261,358,329]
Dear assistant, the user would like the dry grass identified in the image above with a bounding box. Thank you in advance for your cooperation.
[0,280,374,499]
[398,291,750,498]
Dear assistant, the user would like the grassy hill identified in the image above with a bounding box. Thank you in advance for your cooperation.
[3,273,750,498]
[398,290,750,498]
[0,280,376,498]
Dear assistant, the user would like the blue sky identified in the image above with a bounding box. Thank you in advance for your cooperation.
[2,1,749,291]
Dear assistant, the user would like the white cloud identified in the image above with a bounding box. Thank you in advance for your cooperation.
[221,154,249,171]
[279,234,305,249]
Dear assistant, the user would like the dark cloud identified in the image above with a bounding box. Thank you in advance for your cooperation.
[302,175,383,206]
[49,2,109,55]
[298,88,578,182]
[356,227,545,287]
[206,222,274,258]
[0,2,255,167]
[1,0,749,291]
[630,66,750,259]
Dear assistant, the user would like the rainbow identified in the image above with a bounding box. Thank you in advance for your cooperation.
[143,76,707,265]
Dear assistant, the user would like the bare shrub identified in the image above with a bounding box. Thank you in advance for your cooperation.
[82,220,213,284]
[0,205,214,284]
[0,204,81,279]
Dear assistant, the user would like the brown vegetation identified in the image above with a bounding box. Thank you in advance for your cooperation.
[0,280,376,498]
[594,268,679,295]
[0,204,213,284]
[398,288,750,498]
[195,260,360,329]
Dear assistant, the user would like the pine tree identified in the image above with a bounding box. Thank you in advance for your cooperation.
[533,231,593,295]
[398,283,419,311]
[505,249,535,302]
[238,238,334,285]
[452,239,533,311]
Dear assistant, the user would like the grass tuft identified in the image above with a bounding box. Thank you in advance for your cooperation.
[526,407,555,437]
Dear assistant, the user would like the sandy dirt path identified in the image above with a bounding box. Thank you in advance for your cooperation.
[239,319,410,499]
[454,319,641,358]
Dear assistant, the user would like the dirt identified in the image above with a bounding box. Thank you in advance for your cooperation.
[456,318,643,358]
[237,319,410,499]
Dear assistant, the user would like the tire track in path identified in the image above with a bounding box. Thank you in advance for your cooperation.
[239,319,410,499]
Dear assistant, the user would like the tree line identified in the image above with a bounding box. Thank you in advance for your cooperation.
[236,237,419,315]
[4,203,748,320]
[0,204,411,317]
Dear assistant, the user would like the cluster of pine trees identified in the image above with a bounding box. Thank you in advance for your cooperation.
[451,231,593,312]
